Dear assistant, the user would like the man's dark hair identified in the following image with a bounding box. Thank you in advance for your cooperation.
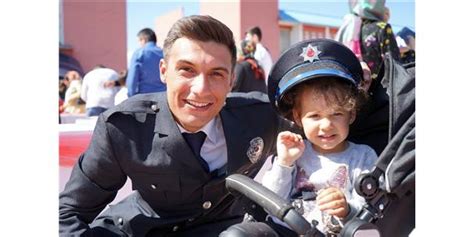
[247,26,262,41]
[163,15,237,69]
[137,28,157,43]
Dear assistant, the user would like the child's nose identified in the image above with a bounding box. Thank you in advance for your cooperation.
[319,118,332,130]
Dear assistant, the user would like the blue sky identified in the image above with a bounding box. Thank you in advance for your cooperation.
[126,0,415,56]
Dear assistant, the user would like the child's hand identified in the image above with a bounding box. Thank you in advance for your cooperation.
[276,131,305,167]
[316,187,349,219]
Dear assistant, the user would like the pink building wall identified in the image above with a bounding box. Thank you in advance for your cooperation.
[200,0,279,61]
[154,7,184,48]
[200,2,242,40]
[240,0,279,61]
[62,0,127,73]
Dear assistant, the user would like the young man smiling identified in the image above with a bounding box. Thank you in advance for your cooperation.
[59,15,287,236]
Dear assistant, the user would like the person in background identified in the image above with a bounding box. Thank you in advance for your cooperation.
[104,69,129,105]
[396,27,415,64]
[59,15,289,236]
[62,70,85,114]
[232,40,267,93]
[245,26,273,84]
[336,0,400,90]
[59,76,69,103]
[80,65,119,117]
[114,70,128,105]
[126,28,166,97]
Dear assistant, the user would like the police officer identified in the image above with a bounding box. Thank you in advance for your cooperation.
[59,15,289,236]
[221,38,368,237]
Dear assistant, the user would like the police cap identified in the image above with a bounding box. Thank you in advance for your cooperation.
[267,38,363,116]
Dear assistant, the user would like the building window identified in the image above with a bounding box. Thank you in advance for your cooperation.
[280,28,291,53]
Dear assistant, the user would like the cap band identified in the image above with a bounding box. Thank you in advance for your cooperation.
[276,67,356,100]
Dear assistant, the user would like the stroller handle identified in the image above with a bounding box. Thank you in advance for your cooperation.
[225,174,316,236]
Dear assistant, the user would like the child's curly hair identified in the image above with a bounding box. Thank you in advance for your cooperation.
[280,77,368,122]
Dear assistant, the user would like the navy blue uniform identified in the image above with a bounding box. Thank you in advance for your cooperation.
[59,91,287,236]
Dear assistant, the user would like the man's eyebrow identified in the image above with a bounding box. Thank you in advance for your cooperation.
[175,59,194,66]
[175,59,229,74]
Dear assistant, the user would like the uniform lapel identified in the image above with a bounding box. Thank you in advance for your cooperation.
[153,94,209,178]
[220,107,255,174]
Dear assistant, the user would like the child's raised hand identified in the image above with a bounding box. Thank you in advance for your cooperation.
[316,187,349,219]
[276,131,305,167]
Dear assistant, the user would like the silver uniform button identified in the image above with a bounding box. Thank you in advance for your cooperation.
[202,201,212,209]
[172,225,179,231]
[151,104,159,112]
[118,217,123,225]
[150,184,157,189]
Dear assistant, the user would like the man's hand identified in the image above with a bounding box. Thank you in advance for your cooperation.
[276,131,305,167]
[316,187,349,219]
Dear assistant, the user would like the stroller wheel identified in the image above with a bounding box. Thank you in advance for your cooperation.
[355,173,379,199]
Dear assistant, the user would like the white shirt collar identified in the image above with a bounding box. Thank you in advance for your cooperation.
[176,116,221,144]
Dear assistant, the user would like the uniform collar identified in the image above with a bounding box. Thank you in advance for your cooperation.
[175,116,220,144]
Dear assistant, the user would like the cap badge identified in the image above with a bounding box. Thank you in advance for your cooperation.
[300,44,321,63]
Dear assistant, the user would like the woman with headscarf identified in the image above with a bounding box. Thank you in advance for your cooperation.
[336,0,400,90]
[232,40,267,93]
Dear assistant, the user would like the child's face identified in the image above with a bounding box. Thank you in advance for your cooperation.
[293,87,355,154]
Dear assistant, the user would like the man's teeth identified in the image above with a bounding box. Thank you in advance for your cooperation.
[188,100,210,107]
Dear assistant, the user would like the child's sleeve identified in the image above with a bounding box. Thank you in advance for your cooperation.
[261,156,296,200]
[343,146,379,223]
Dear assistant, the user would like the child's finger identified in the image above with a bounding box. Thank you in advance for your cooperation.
[316,188,344,205]
[324,206,347,218]
[318,199,346,211]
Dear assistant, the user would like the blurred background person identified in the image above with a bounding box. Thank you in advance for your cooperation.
[80,65,120,117]
[336,0,400,90]
[103,69,129,105]
[232,40,266,93]
[396,27,415,64]
[62,70,85,114]
[114,70,128,105]
[245,26,273,84]
[59,76,69,104]
[126,28,165,97]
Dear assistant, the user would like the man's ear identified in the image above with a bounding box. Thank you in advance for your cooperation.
[159,59,167,84]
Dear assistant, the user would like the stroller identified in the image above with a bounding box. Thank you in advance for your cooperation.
[223,54,415,237]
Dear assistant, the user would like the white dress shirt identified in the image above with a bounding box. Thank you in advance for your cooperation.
[177,116,228,172]
[81,68,119,109]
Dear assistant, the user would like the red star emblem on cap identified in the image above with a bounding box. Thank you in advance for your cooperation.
[300,44,321,63]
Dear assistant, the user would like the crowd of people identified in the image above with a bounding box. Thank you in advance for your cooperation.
[59,27,167,121]
[59,0,415,236]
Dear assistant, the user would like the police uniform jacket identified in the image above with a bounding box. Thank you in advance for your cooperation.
[59,91,285,236]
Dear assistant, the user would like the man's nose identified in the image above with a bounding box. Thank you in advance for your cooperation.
[191,73,210,94]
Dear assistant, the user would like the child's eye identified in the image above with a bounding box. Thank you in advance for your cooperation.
[334,112,344,116]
